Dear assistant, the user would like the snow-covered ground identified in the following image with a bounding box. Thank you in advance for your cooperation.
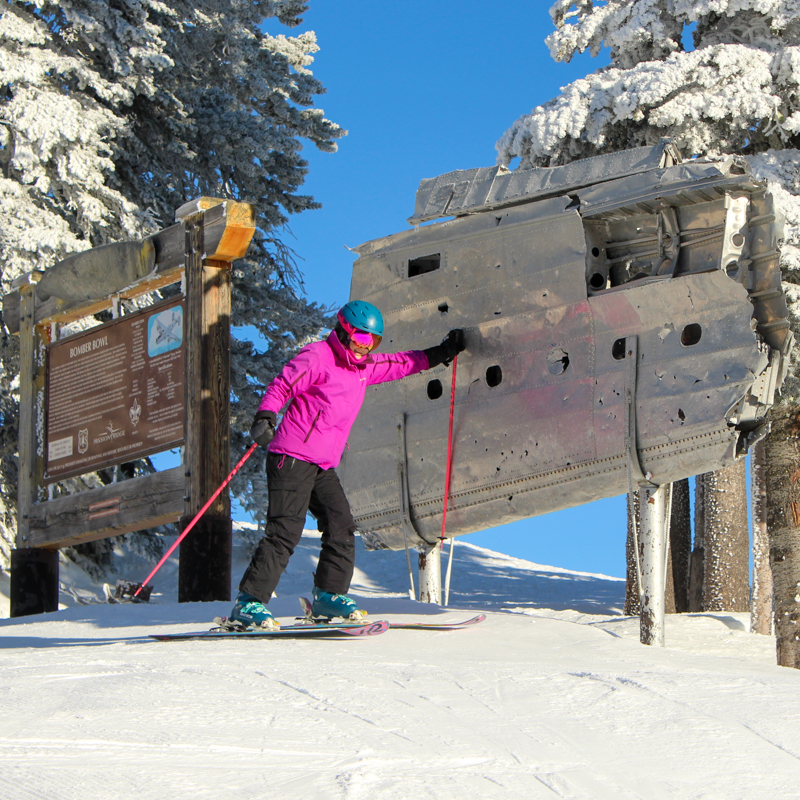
[1,527,798,800]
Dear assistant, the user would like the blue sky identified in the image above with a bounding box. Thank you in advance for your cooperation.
[252,2,632,578]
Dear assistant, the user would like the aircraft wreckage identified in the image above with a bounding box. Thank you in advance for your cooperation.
[338,141,789,637]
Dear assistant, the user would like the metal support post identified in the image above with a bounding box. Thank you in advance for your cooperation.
[637,482,672,647]
[418,545,442,604]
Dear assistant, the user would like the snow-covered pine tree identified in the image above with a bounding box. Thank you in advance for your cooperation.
[496,0,800,325]
[0,1,343,567]
[496,0,800,660]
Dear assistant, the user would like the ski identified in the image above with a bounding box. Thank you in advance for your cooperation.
[298,597,486,630]
[149,618,389,641]
[382,614,485,631]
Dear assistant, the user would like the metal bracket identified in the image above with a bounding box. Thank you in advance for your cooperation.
[624,335,651,487]
[721,193,750,282]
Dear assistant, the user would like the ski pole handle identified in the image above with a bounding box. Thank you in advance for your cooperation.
[133,442,259,597]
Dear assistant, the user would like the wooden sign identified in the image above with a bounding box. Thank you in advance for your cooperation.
[44,298,186,482]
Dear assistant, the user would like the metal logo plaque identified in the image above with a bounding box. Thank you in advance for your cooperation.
[44,298,186,482]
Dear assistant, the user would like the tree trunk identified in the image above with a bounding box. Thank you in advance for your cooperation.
[702,461,750,612]
[751,439,773,635]
[625,491,640,616]
[664,484,676,615]
[670,477,692,613]
[764,405,800,668]
[688,474,706,612]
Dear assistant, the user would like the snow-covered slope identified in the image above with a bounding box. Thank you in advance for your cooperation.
[0,528,796,799]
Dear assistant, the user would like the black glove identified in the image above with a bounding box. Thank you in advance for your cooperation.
[250,410,277,447]
[423,329,466,369]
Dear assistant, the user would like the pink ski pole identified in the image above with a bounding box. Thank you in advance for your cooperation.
[440,355,458,549]
[133,442,258,597]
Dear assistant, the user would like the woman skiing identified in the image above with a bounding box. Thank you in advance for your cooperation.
[229,300,465,628]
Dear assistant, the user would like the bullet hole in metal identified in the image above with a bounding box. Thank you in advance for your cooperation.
[408,253,440,277]
[486,365,502,387]
[508,496,513,502]
[494,310,502,316]
[678,408,685,422]
[681,323,702,346]
[589,272,606,290]
[495,263,501,269]
[612,338,626,361]
[438,302,449,314]
[547,348,570,375]
[427,379,443,400]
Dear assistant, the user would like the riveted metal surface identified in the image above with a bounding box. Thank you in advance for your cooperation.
[340,146,789,550]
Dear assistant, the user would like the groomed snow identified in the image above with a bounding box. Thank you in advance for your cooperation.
[0,527,797,799]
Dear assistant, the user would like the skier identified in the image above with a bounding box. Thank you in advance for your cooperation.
[229,300,465,628]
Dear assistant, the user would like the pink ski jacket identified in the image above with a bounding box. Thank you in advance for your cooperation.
[258,331,429,469]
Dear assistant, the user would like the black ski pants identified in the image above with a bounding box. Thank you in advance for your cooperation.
[239,452,357,602]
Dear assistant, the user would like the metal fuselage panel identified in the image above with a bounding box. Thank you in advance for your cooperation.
[340,160,787,550]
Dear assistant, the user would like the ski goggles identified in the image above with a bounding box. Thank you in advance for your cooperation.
[338,313,382,351]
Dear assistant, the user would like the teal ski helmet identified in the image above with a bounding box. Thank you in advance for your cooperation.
[338,300,384,336]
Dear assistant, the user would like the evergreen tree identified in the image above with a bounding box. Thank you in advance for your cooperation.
[496,1,800,650]
[497,0,800,309]
[0,1,344,566]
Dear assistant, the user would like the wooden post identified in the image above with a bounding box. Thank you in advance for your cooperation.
[11,278,56,617]
[10,548,59,617]
[178,214,233,602]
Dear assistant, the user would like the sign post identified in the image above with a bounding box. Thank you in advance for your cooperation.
[10,275,57,617]
[178,213,233,603]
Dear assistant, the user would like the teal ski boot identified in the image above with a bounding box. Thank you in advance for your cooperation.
[310,586,366,621]
[227,590,279,630]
